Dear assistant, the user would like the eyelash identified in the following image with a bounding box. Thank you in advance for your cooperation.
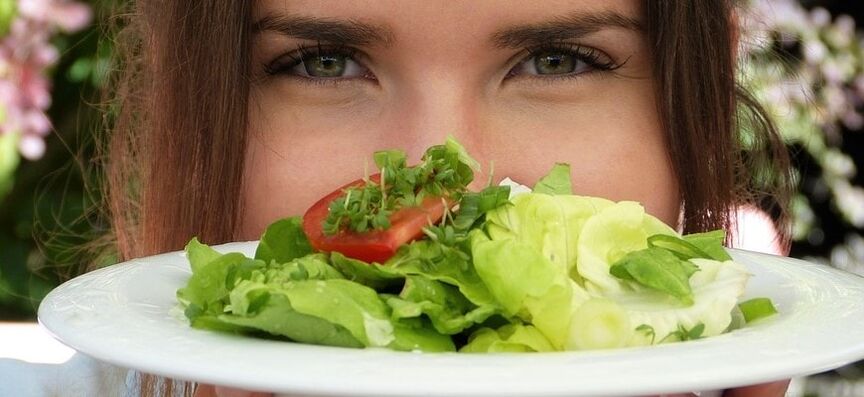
[264,43,369,86]
[514,42,625,80]
[263,42,623,84]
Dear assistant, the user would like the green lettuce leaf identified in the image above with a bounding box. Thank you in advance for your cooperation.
[683,230,733,261]
[385,275,497,334]
[227,278,454,352]
[461,324,554,353]
[279,279,395,347]
[220,291,365,348]
[185,237,223,273]
[575,201,677,293]
[330,252,403,289]
[445,135,481,173]
[646,234,712,261]
[567,298,633,350]
[177,248,265,319]
[254,217,313,264]
[388,322,457,352]
[470,231,572,349]
[263,253,345,283]
[609,247,700,305]
[600,258,750,347]
[738,297,778,323]
[485,193,614,280]
[386,240,497,308]
[450,185,511,232]
[532,163,572,195]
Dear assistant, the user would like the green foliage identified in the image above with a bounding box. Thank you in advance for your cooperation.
[0,1,114,320]
[742,1,864,261]
[0,0,15,37]
[0,132,19,201]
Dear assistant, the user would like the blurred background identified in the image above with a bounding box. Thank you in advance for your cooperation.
[0,0,861,395]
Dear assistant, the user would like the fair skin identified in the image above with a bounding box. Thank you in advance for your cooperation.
[239,0,679,238]
[201,1,785,396]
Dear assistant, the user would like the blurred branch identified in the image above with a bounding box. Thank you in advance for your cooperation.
[741,0,864,271]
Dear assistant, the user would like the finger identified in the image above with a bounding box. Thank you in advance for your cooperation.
[722,380,791,397]
[194,384,217,397]
[213,386,273,397]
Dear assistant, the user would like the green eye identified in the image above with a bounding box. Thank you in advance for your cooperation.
[266,46,370,80]
[304,54,348,77]
[507,45,620,80]
[533,52,577,75]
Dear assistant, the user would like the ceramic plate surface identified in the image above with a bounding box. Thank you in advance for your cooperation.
[38,242,864,397]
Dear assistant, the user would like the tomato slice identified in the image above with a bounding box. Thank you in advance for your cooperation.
[302,174,449,263]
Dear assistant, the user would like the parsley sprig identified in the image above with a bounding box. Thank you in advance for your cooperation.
[323,137,480,235]
[636,322,706,344]
[422,184,511,246]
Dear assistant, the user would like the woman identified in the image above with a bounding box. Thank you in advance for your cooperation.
[101,0,792,396]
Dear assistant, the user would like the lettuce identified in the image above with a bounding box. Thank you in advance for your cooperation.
[177,161,770,354]
[254,217,313,265]
[385,240,497,309]
[220,290,365,348]
[220,279,455,352]
[330,252,402,289]
[485,193,613,279]
[611,258,750,345]
[738,297,778,323]
[567,298,632,350]
[461,323,555,353]
[385,275,496,334]
[177,249,265,320]
[575,201,677,294]
[479,175,751,350]
[470,231,572,349]
[609,247,700,304]
[532,163,572,195]
[683,230,733,261]
[180,238,455,352]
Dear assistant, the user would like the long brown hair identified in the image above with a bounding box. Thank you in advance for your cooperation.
[647,1,792,249]
[101,1,791,395]
[106,1,252,261]
[104,1,252,395]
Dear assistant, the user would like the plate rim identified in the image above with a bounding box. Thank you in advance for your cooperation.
[37,242,864,396]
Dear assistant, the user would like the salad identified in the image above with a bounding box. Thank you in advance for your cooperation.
[177,137,777,353]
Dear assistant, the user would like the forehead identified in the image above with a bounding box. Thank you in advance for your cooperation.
[253,0,644,44]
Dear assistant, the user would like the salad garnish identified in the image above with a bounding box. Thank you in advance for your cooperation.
[177,137,778,353]
[738,297,779,323]
[322,137,478,236]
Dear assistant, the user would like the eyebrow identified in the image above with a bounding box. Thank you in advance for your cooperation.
[253,14,395,47]
[492,10,643,48]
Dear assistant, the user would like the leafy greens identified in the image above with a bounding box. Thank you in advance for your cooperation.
[177,139,776,353]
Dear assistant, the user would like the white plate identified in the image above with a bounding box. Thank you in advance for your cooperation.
[38,242,864,397]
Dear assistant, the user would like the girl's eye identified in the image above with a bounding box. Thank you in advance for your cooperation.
[303,54,348,77]
[533,52,580,75]
[296,52,367,78]
[508,45,621,78]
[267,46,370,80]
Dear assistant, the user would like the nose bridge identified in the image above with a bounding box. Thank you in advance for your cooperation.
[393,73,485,161]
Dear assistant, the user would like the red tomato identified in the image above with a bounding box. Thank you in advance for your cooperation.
[302,174,450,263]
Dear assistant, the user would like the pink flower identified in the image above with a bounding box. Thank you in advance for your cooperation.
[0,0,92,161]
[19,133,45,160]
[17,0,92,31]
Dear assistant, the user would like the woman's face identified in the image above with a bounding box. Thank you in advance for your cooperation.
[240,0,679,239]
